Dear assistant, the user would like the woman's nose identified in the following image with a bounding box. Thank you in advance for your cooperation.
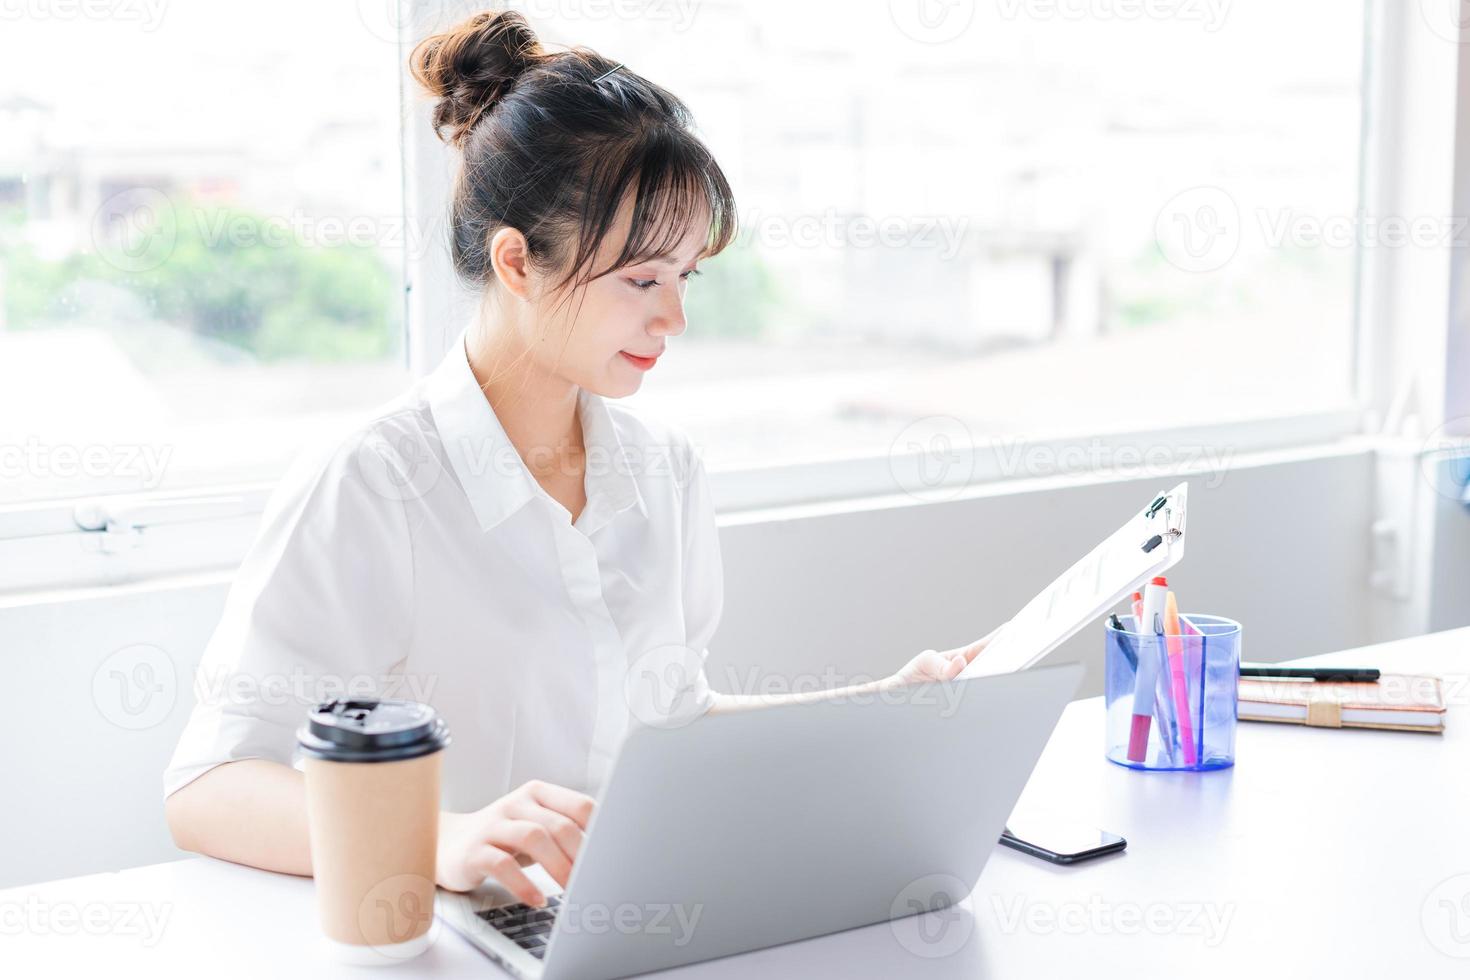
[649,286,688,337]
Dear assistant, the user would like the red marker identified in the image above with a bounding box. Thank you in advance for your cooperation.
[1127,577,1170,762]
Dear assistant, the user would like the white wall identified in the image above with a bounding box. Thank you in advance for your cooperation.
[5,445,1465,890]
[710,450,1377,693]
[2,581,227,889]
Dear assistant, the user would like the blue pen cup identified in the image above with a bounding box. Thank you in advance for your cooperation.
[1104,614,1240,771]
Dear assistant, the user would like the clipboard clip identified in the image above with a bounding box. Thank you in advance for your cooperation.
[1141,528,1182,554]
[1141,495,1183,553]
[1141,490,1185,553]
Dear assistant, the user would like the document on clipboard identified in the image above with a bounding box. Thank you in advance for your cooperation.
[959,481,1191,679]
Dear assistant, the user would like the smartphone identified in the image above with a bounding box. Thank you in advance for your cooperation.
[1000,817,1126,865]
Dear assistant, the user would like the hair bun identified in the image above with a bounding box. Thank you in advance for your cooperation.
[410,10,544,147]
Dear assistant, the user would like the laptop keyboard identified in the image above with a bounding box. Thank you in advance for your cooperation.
[475,895,562,959]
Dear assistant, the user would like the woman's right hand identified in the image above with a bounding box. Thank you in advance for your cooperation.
[436,779,596,905]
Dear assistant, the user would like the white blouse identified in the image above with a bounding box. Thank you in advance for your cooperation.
[164,329,722,812]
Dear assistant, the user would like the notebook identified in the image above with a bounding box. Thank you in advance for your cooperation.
[1237,673,1447,733]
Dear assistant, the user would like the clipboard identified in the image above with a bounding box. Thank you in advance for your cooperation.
[959,481,1190,678]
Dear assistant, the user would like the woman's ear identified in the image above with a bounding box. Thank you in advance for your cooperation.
[489,227,534,302]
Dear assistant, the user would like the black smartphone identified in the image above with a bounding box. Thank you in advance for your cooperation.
[1000,817,1127,865]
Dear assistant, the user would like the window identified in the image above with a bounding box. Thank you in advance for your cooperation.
[0,1,408,507]
[568,2,1369,472]
[0,0,1400,586]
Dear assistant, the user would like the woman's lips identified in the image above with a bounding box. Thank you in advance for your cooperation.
[620,351,659,371]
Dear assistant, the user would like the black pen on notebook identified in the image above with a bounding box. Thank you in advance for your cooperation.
[1239,664,1381,682]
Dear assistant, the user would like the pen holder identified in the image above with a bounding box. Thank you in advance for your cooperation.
[1104,614,1240,771]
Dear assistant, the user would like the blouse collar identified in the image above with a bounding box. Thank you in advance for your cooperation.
[426,329,647,533]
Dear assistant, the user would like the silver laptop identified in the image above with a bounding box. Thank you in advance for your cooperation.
[437,663,1083,979]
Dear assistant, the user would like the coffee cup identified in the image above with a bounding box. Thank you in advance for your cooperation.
[297,698,451,964]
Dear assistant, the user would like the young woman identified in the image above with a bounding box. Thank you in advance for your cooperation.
[163,10,997,910]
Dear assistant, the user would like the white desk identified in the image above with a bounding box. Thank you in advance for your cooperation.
[5,628,1468,978]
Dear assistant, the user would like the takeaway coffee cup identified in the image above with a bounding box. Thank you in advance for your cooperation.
[297,699,451,964]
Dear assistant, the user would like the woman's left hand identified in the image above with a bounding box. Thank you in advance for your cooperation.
[889,623,1007,686]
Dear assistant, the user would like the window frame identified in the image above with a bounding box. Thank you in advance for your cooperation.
[3,0,1457,595]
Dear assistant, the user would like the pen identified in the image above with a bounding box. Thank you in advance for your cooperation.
[1108,614,1137,668]
[1240,665,1381,682]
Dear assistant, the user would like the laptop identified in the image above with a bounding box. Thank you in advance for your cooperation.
[437,663,1083,979]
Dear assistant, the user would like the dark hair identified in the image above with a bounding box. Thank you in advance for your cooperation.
[410,10,737,300]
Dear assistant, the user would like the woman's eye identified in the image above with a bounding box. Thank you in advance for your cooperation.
[629,269,699,290]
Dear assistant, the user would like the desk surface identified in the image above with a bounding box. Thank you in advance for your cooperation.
[5,628,1468,978]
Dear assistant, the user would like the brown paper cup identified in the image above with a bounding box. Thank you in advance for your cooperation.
[298,699,451,965]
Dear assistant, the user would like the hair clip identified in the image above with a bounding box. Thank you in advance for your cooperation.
[592,63,624,84]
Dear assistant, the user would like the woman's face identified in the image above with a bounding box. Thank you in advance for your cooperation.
[522,197,709,399]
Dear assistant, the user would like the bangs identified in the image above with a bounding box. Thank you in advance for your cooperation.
[559,127,738,290]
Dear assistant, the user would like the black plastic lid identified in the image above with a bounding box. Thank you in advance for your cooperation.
[296,699,450,763]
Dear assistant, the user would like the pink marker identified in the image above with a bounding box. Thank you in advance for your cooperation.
[1163,589,1197,765]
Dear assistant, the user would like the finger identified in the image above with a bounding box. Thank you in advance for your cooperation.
[960,624,1006,664]
[911,649,950,682]
[944,653,966,678]
[489,819,574,888]
[505,799,587,863]
[524,780,597,832]
[467,844,546,907]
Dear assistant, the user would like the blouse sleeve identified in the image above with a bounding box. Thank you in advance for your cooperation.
[162,430,415,799]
